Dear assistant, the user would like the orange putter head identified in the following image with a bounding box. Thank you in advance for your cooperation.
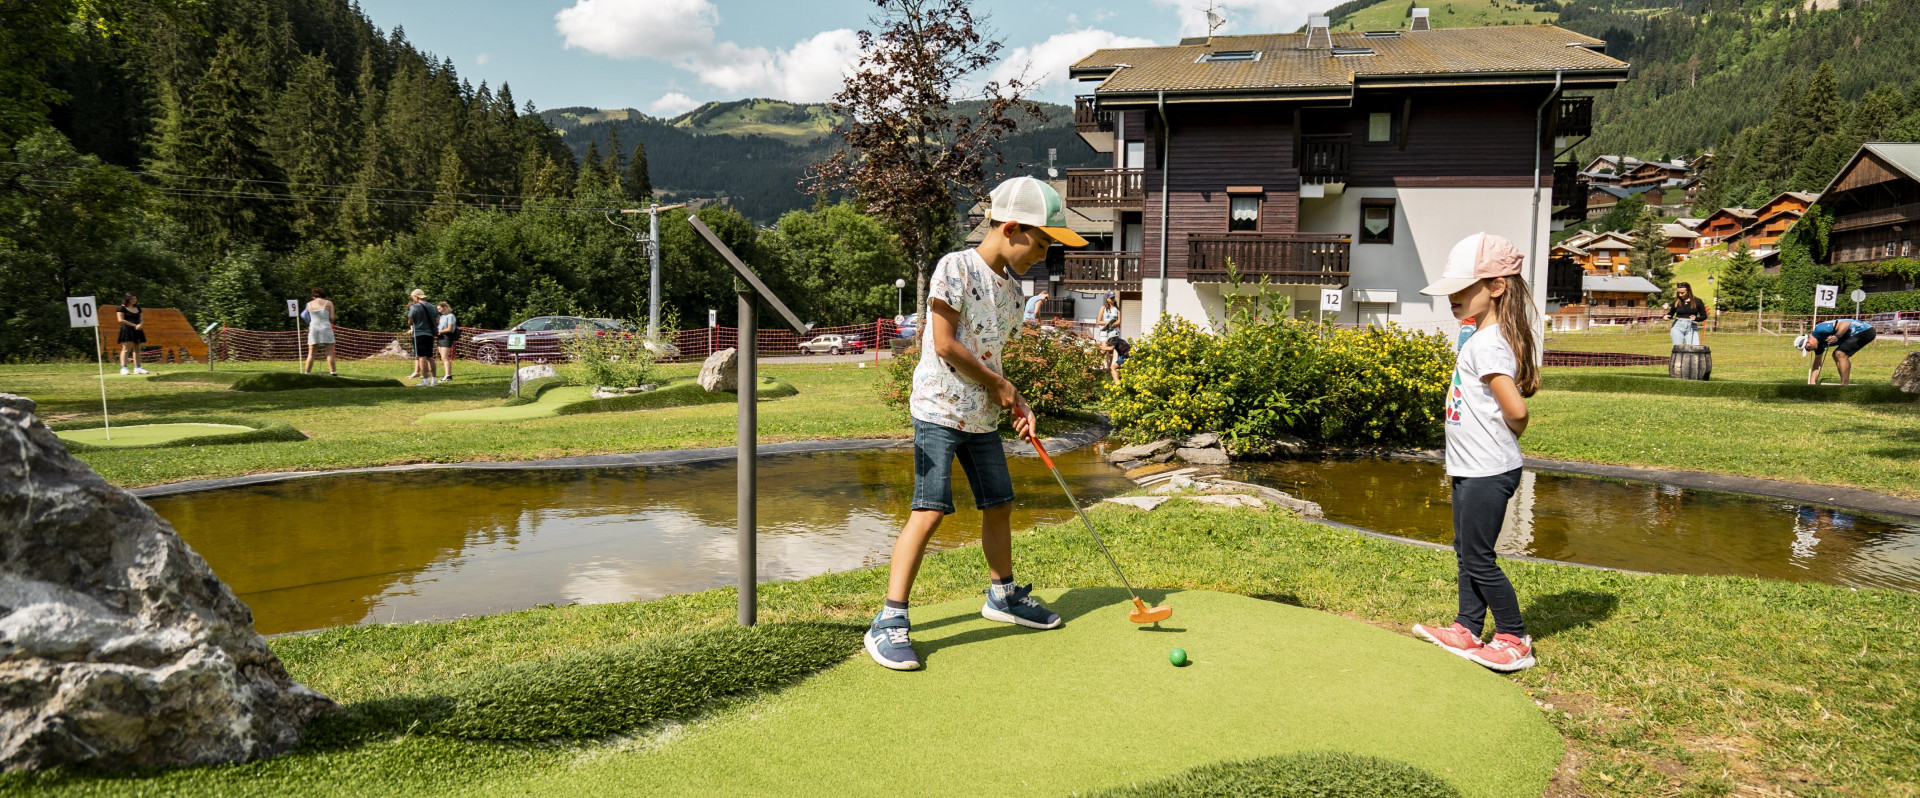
[1129,598,1173,625]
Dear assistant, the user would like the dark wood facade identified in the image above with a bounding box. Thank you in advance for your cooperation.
[1823,148,1919,289]
[1129,89,1556,281]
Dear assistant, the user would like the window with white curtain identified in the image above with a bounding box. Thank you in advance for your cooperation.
[1228,196,1259,232]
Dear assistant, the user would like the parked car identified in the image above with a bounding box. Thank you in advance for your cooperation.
[1865,311,1920,334]
[894,313,919,341]
[797,333,864,355]
[470,315,600,364]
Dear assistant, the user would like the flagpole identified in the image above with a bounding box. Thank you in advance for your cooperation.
[94,323,111,440]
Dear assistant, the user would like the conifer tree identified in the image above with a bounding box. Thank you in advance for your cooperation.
[625,141,651,203]
[177,33,285,250]
[270,53,350,242]
[602,127,625,188]
[1716,245,1763,312]
[1628,205,1674,299]
[427,143,469,226]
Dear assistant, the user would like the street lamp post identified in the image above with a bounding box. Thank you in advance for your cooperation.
[894,278,907,318]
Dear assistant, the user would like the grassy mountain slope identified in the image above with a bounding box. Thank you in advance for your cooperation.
[542,99,1103,224]
[1332,0,1557,31]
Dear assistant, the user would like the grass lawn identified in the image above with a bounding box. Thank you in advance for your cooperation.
[3,360,903,487]
[10,502,1915,796]
[1527,366,1920,499]
[415,375,798,423]
[1334,0,1555,30]
[54,423,253,447]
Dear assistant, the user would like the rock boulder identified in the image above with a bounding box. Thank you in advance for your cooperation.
[1107,439,1174,463]
[1175,447,1232,465]
[0,397,333,772]
[698,348,740,392]
[1894,351,1920,394]
[1179,432,1221,449]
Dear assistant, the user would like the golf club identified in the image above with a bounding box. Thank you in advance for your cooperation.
[1024,427,1173,625]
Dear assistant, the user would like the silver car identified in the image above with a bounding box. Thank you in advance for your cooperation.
[796,333,863,355]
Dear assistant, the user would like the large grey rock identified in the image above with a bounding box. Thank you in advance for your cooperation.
[698,348,740,392]
[0,404,333,772]
[509,364,559,396]
[1099,496,1170,511]
[1107,439,1174,463]
[1175,447,1232,465]
[1895,351,1920,394]
[1179,432,1220,449]
[0,394,33,415]
[1203,479,1325,518]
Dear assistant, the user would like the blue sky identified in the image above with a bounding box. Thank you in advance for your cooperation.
[355,0,1325,115]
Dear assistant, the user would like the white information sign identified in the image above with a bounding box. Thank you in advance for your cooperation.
[1320,288,1345,313]
[67,296,99,328]
[287,299,300,317]
[708,308,718,328]
[507,334,527,351]
[1814,284,1839,309]
[1850,289,1867,303]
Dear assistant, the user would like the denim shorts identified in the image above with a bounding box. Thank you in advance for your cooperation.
[912,418,1015,514]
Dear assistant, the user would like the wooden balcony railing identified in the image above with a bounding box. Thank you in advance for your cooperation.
[1062,251,1143,291]
[1832,202,1920,232]
[1074,95,1113,135]
[1555,96,1594,139]
[1300,134,1350,184]
[1552,161,1588,221]
[1186,233,1350,285]
[1065,168,1144,208]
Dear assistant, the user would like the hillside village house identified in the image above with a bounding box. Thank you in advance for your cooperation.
[1066,16,1628,333]
[1659,222,1699,259]
[1695,207,1756,248]
[1722,191,1815,250]
[1817,142,1920,292]
[1554,230,1635,274]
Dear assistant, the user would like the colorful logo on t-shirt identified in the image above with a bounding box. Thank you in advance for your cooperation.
[1446,370,1465,424]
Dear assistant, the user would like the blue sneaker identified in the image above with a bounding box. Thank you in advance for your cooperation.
[865,614,921,671]
[982,583,1062,629]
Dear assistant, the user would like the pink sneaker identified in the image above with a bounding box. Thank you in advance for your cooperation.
[1467,633,1536,672]
[1412,622,1483,658]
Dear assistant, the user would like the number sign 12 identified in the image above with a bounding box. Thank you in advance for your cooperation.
[68,296,99,328]
[1320,288,1345,313]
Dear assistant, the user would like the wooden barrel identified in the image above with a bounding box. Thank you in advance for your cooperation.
[1669,344,1712,381]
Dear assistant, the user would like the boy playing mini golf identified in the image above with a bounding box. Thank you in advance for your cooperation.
[866,176,1087,671]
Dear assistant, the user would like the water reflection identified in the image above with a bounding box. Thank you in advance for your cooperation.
[148,448,1132,635]
[1234,458,1920,592]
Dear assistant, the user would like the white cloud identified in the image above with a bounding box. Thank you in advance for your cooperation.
[554,0,860,103]
[475,53,490,66]
[648,92,703,117]
[991,29,1157,102]
[1149,0,1324,38]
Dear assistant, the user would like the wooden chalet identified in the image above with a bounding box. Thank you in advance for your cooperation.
[1557,230,1635,274]
[1694,207,1756,247]
[1068,14,1628,330]
[1817,142,1920,291]
[1658,222,1698,259]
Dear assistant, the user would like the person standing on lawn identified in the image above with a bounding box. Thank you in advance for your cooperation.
[1665,282,1708,346]
[1024,290,1049,323]
[1796,317,1877,386]
[1411,232,1540,673]
[866,176,1088,671]
[434,301,459,381]
[115,294,147,375]
[406,289,438,385]
[303,288,337,376]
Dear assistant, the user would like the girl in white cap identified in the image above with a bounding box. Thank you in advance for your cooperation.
[1411,232,1540,673]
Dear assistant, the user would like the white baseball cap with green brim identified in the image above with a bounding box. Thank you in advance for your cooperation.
[988,176,1088,248]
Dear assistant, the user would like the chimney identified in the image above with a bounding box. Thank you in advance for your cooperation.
[1305,15,1332,49]
[1410,8,1431,31]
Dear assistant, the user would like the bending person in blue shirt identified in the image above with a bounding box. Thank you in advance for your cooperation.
[1794,317,1877,386]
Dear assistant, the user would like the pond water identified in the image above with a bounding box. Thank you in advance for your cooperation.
[1232,458,1920,592]
[147,448,1133,635]
[148,449,1920,636]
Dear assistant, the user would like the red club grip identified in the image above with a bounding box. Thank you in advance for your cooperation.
[1026,430,1056,470]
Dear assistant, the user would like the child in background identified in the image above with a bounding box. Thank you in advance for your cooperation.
[1411,233,1540,672]
[435,301,459,381]
[865,176,1088,671]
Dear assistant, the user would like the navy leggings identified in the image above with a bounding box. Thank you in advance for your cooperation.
[1452,468,1526,637]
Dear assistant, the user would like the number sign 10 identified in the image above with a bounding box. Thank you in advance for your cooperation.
[68,296,99,328]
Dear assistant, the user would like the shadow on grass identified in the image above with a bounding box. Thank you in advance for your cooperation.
[1521,590,1619,640]
[915,587,1181,664]
[1829,422,1920,461]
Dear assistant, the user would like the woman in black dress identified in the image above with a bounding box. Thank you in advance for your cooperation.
[116,293,147,375]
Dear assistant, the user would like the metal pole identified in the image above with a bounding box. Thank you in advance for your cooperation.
[737,284,758,627]
[649,207,662,341]
[93,324,110,440]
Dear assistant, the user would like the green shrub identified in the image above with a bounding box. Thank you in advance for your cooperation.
[880,322,1107,417]
[50,414,308,449]
[561,328,655,388]
[1861,288,1920,313]
[228,372,403,391]
[305,622,862,745]
[1106,317,1453,449]
[1091,752,1461,798]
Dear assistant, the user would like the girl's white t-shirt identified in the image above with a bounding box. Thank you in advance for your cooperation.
[1444,323,1524,478]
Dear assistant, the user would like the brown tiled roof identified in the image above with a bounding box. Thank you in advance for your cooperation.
[1073,26,1627,98]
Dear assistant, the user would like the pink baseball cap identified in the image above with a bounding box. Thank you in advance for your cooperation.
[1419,233,1526,296]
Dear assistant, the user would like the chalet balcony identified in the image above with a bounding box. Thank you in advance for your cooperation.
[1065,168,1144,208]
[1551,161,1588,221]
[1300,134,1350,187]
[1074,95,1115,153]
[1832,202,1920,233]
[1061,251,1143,292]
[1549,96,1594,152]
[1186,233,1350,286]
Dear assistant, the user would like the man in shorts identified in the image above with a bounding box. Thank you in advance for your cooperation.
[407,289,438,386]
[1796,317,1876,386]
[865,176,1087,671]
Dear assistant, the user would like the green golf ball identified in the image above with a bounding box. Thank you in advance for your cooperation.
[1169,648,1188,667]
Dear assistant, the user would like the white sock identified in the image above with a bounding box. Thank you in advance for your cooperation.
[879,606,908,621]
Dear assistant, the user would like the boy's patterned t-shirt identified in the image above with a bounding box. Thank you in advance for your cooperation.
[910,249,1026,433]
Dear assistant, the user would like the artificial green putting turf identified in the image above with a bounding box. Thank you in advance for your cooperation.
[416,376,797,424]
[55,423,253,447]
[477,589,1561,798]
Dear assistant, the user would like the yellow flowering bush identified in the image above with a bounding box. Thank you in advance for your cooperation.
[1106,315,1454,450]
